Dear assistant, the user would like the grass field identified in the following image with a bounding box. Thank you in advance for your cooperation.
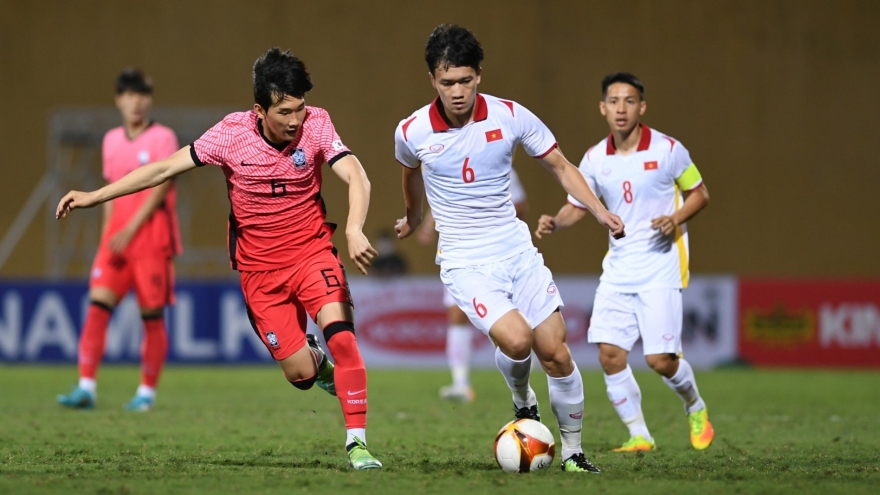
[1,366,878,495]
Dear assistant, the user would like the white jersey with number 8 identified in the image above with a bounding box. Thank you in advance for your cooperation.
[568,125,703,292]
[395,94,557,268]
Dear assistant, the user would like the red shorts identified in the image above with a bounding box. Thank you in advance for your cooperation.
[90,248,175,308]
[240,247,352,361]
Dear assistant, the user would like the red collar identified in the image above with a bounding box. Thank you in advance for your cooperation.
[429,94,488,132]
[606,124,652,154]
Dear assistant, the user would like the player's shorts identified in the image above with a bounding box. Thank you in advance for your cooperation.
[239,247,352,361]
[442,285,455,308]
[440,247,563,335]
[588,287,682,355]
[90,248,175,308]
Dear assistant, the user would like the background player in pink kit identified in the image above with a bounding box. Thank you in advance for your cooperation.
[57,68,180,412]
[56,49,382,470]
[536,73,713,452]
[417,169,528,403]
[395,24,625,473]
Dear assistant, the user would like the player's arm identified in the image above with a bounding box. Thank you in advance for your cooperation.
[329,154,378,275]
[56,146,197,219]
[107,181,172,254]
[652,182,710,236]
[537,148,625,239]
[535,203,588,239]
[395,166,425,240]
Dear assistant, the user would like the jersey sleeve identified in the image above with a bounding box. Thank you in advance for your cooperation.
[567,149,599,209]
[512,102,558,159]
[190,119,232,167]
[669,141,703,191]
[394,118,420,168]
[509,168,527,205]
[101,132,112,182]
[314,111,351,166]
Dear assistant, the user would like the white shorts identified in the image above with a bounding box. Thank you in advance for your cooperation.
[443,285,455,308]
[440,247,563,335]
[588,287,682,355]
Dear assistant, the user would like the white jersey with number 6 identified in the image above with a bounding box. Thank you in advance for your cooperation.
[568,125,703,292]
[395,94,557,268]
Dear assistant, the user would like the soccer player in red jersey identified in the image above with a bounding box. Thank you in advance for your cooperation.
[56,49,382,469]
[57,68,180,412]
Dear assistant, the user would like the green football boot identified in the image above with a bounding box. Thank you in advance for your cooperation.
[346,437,382,470]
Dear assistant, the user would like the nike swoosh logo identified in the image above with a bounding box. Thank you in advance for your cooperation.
[346,389,365,396]
[326,289,342,295]
[240,161,258,166]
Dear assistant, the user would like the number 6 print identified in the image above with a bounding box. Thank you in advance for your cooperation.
[462,157,475,183]
[473,297,488,318]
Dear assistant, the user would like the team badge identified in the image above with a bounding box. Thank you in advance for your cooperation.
[331,139,345,151]
[292,148,307,168]
[138,150,150,165]
[266,331,280,348]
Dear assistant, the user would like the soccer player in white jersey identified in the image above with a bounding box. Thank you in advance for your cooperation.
[394,24,625,473]
[536,73,713,452]
[417,169,528,403]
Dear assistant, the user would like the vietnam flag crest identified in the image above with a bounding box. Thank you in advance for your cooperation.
[644,161,658,171]
[485,129,503,142]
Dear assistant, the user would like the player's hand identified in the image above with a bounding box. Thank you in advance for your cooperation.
[598,210,626,239]
[56,190,99,219]
[108,227,136,254]
[346,230,378,275]
[395,215,420,240]
[651,215,678,236]
[534,214,557,239]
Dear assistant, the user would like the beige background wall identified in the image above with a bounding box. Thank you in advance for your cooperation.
[1,0,878,278]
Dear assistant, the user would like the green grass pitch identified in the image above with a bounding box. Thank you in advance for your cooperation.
[1,366,878,494]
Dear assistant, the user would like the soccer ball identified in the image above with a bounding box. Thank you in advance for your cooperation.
[494,418,556,473]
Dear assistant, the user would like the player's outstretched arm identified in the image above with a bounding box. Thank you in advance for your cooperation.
[56,146,197,219]
[108,181,172,254]
[330,155,378,275]
[395,166,425,240]
[537,148,625,239]
[535,203,588,239]
[651,183,710,236]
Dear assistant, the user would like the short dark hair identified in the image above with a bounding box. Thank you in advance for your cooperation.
[601,73,644,100]
[252,48,314,109]
[425,24,483,74]
[115,68,153,95]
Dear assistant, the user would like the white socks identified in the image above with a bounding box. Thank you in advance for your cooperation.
[346,428,366,447]
[446,324,472,387]
[78,377,97,396]
[494,347,535,408]
[662,358,705,414]
[605,365,651,440]
[547,364,584,460]
[136,384,156,400]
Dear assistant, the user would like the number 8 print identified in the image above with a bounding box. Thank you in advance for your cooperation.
[623,180,633,204]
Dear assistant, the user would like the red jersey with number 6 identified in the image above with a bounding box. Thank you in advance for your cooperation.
[190,108,351,271]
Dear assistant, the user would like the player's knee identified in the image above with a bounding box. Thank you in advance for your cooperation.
[645,353,677,374]
[289,374,317,391]
[599,346,628,374]
[497,331,532,360]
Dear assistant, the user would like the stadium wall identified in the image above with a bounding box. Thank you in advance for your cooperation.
[0,0,879,278]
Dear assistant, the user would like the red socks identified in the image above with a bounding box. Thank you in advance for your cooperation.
[324,325,367,429]
[140,316,168,388]
[78,303,112,379]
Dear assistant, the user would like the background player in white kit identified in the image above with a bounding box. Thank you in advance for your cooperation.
[536,73,714,452]
[394,24,625,473]
[417,169,528,403]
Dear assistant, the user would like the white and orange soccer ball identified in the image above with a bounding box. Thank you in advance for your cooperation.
[493,418,556,473]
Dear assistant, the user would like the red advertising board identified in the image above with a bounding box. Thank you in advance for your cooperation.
[739,280,880,367]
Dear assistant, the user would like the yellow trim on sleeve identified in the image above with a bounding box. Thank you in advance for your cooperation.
[674,184,689,288]
[675,163,702,191]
